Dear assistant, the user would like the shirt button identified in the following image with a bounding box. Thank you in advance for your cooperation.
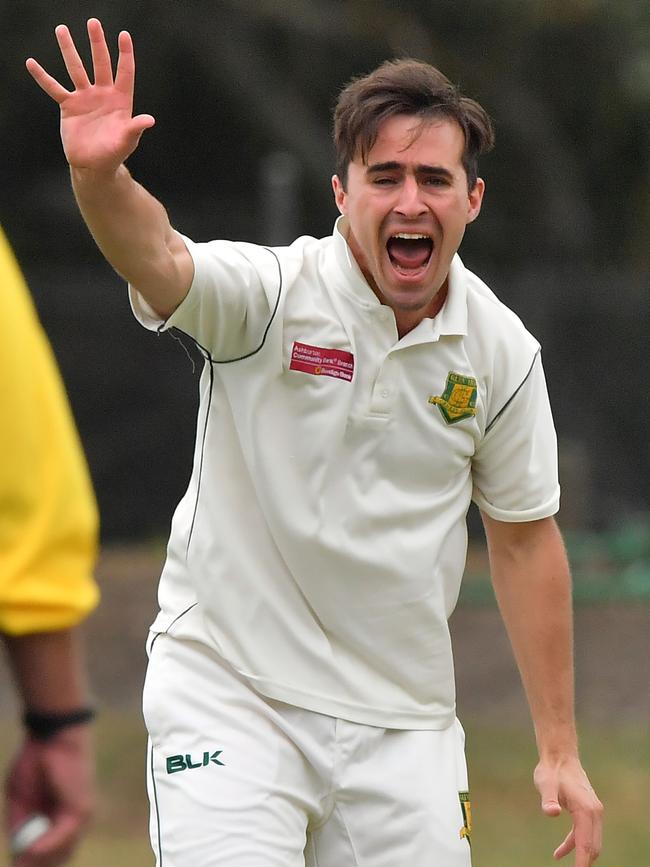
[380,388,390,398]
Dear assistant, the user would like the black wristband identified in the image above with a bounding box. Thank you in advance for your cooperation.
[24,707,96,741]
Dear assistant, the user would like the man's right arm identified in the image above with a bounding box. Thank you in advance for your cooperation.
[27,19,193,319]
[71,164,193,319]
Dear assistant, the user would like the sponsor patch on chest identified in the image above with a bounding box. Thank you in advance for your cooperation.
[290,341,354,382]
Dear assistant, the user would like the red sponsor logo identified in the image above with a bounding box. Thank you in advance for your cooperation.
[290,341,354,382]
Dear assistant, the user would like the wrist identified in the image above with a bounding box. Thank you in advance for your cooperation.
[537,744,580,767]
[24,707,96,741]
[534,718,578,758]
[70,163,129,193]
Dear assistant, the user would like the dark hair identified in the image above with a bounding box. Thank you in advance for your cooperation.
[333,59,495,191]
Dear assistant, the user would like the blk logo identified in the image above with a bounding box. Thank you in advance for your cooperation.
[166,750,225,774]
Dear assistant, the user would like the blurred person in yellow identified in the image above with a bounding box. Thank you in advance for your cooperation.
[0,225,99,866]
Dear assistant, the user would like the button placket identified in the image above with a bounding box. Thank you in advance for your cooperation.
[369,354,398,414]
[363,305,398,416]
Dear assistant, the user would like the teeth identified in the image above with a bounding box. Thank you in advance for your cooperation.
[391,233,431,240]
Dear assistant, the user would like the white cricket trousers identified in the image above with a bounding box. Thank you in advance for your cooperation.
[143,631,473,867]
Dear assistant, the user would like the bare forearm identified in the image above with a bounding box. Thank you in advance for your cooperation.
[482,514,604,863]
[2,627,89,713]
[71,164,192,317]
[483,515,578,758]
[4,629,96,860]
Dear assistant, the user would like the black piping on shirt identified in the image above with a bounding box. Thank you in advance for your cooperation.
[185,358,213,559]
[167,247,283,558]
[165,246,283,365]
[485,348,541,433]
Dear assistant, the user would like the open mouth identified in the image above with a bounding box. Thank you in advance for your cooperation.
[386,233,434,275]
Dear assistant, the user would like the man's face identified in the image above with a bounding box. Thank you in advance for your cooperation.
[332,114,484,333]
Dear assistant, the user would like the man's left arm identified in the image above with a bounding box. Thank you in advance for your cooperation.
[481,513,603,866]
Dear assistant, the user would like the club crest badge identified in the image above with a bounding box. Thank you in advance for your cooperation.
[459,791,472,842]
[429,372,477,424]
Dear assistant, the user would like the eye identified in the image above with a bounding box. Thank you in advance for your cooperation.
[422,175,450,187]
[373,177,397,186]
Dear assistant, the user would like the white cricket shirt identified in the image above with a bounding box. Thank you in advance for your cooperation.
[131,217,560,729]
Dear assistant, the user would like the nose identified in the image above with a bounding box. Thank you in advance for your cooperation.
[394,176,427,218]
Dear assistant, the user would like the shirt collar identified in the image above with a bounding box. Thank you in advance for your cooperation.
[331,216,468,342]
[435,254,468,338]
[331,216,381,308]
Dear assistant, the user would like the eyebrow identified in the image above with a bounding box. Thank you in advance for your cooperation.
[366,161,455,180]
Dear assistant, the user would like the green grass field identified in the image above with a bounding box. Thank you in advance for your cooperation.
[1,714,648,866]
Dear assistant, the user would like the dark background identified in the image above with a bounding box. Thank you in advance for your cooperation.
[2,0,648,539]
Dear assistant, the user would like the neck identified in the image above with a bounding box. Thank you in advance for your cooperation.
[369,281,449,338]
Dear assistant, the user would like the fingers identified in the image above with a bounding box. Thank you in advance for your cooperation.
[552,803,603,865]
[536,759,603,865]
[553,826,574,860]
[25,58,71,104]
[87,18,114,87]
[27,19,131,102]
[54,24,91,91]
[114,30,135,96]
[16,813,83,867]
[573,802,603,866]
[587,809,602,861]
[553,819,601,866]
[549,810,602,865]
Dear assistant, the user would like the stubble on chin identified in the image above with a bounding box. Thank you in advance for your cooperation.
[381,282,444,314]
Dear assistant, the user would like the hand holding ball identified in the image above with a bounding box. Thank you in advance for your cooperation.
[9,814,52,857]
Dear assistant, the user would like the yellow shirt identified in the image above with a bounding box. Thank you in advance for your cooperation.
[0,227,99,634]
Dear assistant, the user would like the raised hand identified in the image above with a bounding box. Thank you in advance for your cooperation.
[26,17,193,315]
[26,18,155,173]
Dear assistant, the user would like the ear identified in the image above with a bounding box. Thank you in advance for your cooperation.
[466,177,485,224]
[332,175,347,215]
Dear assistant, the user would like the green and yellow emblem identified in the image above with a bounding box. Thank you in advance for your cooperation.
[429,372,478,424]
[459,791,472,842]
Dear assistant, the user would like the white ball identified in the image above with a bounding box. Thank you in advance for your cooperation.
[10,814,52,856]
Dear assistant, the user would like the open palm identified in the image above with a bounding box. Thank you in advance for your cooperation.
[26,18,154,172]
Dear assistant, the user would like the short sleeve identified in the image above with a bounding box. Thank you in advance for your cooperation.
[472,352,560,521]
[129,235,282,361]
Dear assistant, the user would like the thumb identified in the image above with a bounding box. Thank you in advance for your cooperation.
[131,114,156,132]
[542,797,562,817]
[534,766,562,817]
[129,113,156,137]
[123,114,155,160]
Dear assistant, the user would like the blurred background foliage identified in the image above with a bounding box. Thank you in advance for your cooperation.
[1,0,648,539]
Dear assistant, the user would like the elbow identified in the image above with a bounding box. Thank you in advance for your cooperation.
[130,248,193,322]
